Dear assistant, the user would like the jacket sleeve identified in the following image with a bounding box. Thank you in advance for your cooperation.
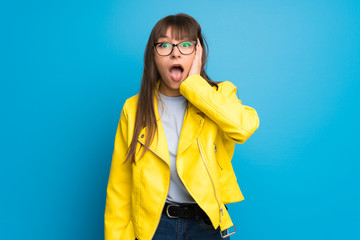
[105,105,133,240]
[179,74,260,143]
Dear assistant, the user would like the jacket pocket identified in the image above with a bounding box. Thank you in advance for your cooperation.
[214,143,224,172]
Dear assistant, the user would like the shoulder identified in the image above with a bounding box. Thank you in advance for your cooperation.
[121,94,139,118]
[215,81,238,96]
[124,94,139,107]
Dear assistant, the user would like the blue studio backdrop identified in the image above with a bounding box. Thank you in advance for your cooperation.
[1,0,359,239]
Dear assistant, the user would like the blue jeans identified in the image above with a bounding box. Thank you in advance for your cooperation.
[152,212,230,240]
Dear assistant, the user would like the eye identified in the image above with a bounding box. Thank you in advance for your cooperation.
[159,42,172,48]
[180,41,193,48]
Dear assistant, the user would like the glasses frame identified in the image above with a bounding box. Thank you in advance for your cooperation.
[153,40,197,56]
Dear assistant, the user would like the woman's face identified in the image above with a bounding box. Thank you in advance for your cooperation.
[154,27,196,97]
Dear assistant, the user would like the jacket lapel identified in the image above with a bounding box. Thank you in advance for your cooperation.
[136,93,204,166]
[177,103,204,156]
[137,95,170,166]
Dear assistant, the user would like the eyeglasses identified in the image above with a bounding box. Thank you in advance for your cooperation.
[153,41,196,56]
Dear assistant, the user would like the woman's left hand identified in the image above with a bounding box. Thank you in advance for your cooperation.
[188,39,202,77]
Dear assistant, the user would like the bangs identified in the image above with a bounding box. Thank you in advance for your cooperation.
[153,16,198,42]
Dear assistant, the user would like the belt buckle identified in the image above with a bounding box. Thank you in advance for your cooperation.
[220,225,236,238]
[166,204,180,219]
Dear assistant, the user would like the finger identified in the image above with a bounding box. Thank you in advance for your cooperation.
[196,39,202,59]
[196,38,202,56]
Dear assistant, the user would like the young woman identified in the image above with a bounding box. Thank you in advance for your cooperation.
[105,13,259,240]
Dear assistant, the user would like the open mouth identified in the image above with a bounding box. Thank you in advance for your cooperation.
[169,64,184,81]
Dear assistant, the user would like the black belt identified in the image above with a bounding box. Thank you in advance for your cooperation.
[163,203,208,219]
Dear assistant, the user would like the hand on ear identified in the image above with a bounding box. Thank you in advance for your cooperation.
[188,39,202,77]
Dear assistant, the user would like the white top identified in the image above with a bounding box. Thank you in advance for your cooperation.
[157,92,196,204]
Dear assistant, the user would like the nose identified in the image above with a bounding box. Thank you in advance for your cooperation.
[170,46,181,58]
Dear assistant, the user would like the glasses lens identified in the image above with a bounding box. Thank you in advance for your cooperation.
[156,42,172,56]
[178,41,195,55]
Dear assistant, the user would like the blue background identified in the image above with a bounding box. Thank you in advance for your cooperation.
[1,0,359,239]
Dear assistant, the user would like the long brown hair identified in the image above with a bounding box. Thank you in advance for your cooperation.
[125,13,217,163]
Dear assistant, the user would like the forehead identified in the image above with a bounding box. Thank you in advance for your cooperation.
[156,26,194,42]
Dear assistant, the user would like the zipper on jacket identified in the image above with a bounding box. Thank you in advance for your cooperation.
[214,143,223,171]
[197,138,223,225]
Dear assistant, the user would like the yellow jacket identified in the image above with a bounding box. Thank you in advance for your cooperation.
[105,74,259,240]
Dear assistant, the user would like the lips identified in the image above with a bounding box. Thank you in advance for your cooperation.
[169,64,184,81]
